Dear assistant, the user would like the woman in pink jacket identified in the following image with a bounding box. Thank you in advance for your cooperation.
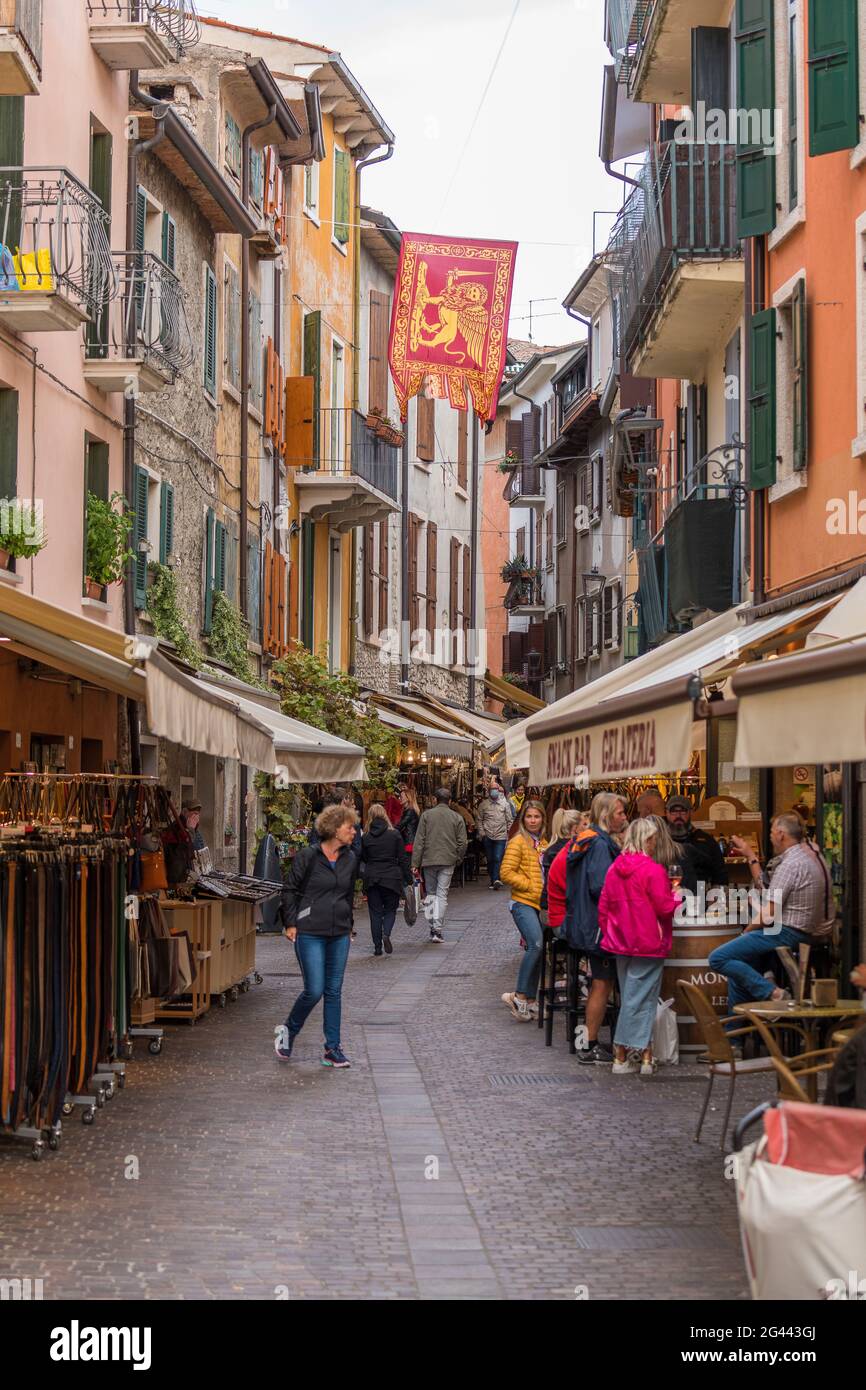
[598,817,679,1076]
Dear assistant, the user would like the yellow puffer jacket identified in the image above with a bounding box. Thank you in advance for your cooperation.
[500,832,549,909]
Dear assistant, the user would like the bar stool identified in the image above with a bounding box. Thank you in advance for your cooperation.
[537,927,570,1044]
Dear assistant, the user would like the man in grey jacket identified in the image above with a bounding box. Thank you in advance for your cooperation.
[411,787,468,942]
[475,785,514,889]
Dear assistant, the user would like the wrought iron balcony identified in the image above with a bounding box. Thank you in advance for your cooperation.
[83,251,193,394]
[503,575,545,617]
[502,463,545,510]
[607,141,741,377]
[0,167,116,331]
[0,0,42,94]
[292,407,400,530]
[87,0,200,69]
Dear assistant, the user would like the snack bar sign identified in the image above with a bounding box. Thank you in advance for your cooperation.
[528,701,695,787]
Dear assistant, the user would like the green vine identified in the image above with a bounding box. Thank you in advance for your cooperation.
[208,589,264,687]
[253,773,313,853]
[146,562,203,669]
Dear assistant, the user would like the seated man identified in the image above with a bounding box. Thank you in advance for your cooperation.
[708,813,829,1013]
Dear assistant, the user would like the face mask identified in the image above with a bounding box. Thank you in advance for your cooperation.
[490,790,500,801]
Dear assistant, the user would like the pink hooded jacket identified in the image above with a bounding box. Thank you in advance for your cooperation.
[598,852,678,959]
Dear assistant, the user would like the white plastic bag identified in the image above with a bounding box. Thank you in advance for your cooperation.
[652,997,679,1065]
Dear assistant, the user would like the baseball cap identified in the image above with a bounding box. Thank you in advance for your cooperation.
[666,795,691,813]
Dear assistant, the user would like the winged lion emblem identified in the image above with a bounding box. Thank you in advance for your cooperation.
[410,261,492,366]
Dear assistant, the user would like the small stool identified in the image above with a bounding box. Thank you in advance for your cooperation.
[537,928,571,1045]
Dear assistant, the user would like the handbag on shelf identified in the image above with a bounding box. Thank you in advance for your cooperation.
[139,846,168,893]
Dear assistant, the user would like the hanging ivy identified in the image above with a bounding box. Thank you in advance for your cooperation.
[208,589,265,688]
[146,562,203,670]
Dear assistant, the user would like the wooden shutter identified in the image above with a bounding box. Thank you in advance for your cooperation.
[749,307,777,489]
[416,394,435,462]
[132,465,149,609]
[449,536,459,664]
[545,509,553,570]
[364,522,375,638]
[515,525,526,561]
[457,409,468,489]
[225,111,241,178]
[462,543,471,659]
[159,481,174,563]
[262,540,273,651]
[378,520,389,636]
[809,0,860,155]
[735,0,776,238]
[426,521,437,642]
[161,212,176,270]
[203,265,217,397]
[134,185,147,252]
[224,262,240,390]
[368,289,390,415]
[275,552,287,656]
[505,418,522,459]
[215,520,227,594]
[249,146,264,209]
[249,290,263,412]
[333,148,350,243]
[0,98,24,246]
[303,311,321,464]
[792,280,808,471]
[544,612,557,673]
[408,514,420,631]
[248,534,261,643]
[0,389,18,502]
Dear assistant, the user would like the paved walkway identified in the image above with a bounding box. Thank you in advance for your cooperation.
[0,883,767,1300]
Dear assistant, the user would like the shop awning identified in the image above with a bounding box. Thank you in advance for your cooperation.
[367,702,475,759]
[521,598,837,784]
[484,671,546,716]
[197,678,367,783]
[0,586,277,772]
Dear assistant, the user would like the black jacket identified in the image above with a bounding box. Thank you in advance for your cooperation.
[279,844,358,937]
[674,827,729,894]
[824,1025,866,1110]
[361,820,413,895]
[397,807,419,846]
[540,836,569,912]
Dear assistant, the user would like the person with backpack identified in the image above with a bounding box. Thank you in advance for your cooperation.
[547,790,627,1064]
[499,799,549,1021]
[274,803,359,1069]
[598,817,680,1075]
[360,803,413,957]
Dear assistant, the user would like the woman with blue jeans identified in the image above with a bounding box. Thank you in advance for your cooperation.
[274,804,358,1069]
[499,800,549,1021]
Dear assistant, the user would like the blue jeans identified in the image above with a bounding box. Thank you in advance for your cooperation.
[511,901,544,998]
[615,956,664,1051]
[367,884,400,950]
[286,932,351,1050]
[483,837,506,884]
[708,925,812,1014]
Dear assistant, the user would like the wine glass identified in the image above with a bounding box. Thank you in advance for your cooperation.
[669,861,683,890]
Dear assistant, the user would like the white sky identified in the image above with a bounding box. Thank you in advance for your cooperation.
[199,0,620,347]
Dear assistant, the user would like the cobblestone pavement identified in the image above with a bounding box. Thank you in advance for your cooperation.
[0,883,768,1300]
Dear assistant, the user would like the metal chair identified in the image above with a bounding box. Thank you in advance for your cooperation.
[749,1014,839,1104]
[677,981,780,1150]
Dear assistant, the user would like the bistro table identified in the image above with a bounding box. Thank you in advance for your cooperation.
[734,1000,865,1099]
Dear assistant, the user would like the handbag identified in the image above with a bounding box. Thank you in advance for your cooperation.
[652,998,679,1066]
[139,847,168,893]
[403,880,420,926]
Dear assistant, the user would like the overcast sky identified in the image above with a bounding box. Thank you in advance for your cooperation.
[199,0,619,346]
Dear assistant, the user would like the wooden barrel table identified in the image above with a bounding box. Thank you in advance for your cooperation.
[661,922,740,1054]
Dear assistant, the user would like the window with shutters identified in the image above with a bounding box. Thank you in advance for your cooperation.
[303,311,322,465]
[416,394,435,463]
[449,536,460,665]
[248,289,264,417]
[768,272,808,498]
[0,387,19,506]
[408,513,422,635]
[363,523,375,639]
[545,510,554,572]
[577,465,591,533]
[425,521,437,649]
[223,258,240,393]
[249,146,264,211]
[128,462,162,610]
[768,0,806,241]
[224,111,241,181]
[556,481,566,546]
[575,597,587,664]
[159,481,175,565]
[304,160,320,222]
[368,289,390,417]
[556,607,567,668]
[515,525,526,563]
[603,579,622,650]
[855,214,866,455]
[203,263,217,399]
[248,533,262,643]
[591,455,604,523]
[808,0,859,156]
[462,543,471,665]
[0,97,24,245]
[161,212,176,271]
[457,408,468,490]
[588,594,602,660]
[735,0,776,238]
[332,147,350,247]
[377,520,389,639]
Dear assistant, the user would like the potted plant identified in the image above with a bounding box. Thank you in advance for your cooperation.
[500,554,538,584]
[0,503,47,570]
[497,449,520,474]
[366,404,383,431]
[84,490,134,600]
[375,414,404,448]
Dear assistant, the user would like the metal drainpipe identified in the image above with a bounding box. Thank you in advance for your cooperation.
[604,161,641,190]
[467,416,479,711]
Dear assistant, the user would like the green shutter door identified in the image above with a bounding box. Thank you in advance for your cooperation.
[808,0,860,155]
[204,507,215,632]
[88,131,112,356]
[301,517,315,650]
[736,0,776,238]
[0,389,18,502]
[303,310,321,464]
[749,307,777,489]
[334,149,350,243]
[161,212,176,270]
[0,96,25,246]
[792,279,808,470]
[215,520,227,594]
[159,480,174,562]
[204,266,217,396]
[134,185,147,251]
[132,465,149,608]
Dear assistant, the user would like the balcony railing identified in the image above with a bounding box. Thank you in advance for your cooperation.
[607,0,657,96]
[0,167,116,317]
[85,251,193,382]
[87,0,200,62]
[304,408,400,502]
[0,0,43,80]
[606,142,740,367]
[504,576,544,614]
[502,463,544,506]
[350,410,399,502]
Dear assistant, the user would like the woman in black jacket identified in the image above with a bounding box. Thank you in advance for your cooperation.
[396,786,420,849]
[361,803,413,956]
[275,804,358,1068]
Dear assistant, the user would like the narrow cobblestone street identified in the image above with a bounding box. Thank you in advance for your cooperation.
[0,884,766,1301]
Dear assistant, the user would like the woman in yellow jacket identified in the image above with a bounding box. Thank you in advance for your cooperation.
[499,799,549,1021]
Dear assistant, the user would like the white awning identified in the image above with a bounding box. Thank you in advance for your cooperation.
[733,637,866,767]
[370,703,475,759]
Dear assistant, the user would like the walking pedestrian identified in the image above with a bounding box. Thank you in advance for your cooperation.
[396,786,420,850]
[274,803,359,1069]
[499,799,549,1021]
[475,782,514,889]
[598,817,679,1075]
[508,779,527,820]
[411,786,467,942]
[361,803,413,957]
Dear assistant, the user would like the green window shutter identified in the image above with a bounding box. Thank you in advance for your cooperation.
[248,289,263,411]
[225,112,241,178]
[735,0,776,237]
[134,185,147,252]
[0,97,24,246]
[161,212,176,270]
[792,280,808,471]
[89,130,112,221]
[249,147,264,208]
[248,534,261,641]
[133,465,149,608]
[159,481,174,563]
[203,265,217,397]
[0,389,18,501]
[334,148,350,244]
[749,307,777,489]
[303,310,321,464]
[808,0,860,155]
[225,262,240,390]
[204,507,215,633]
[215,520,227,594]
[301,517,315,650]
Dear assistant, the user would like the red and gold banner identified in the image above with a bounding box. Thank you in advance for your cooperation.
[388,232,518,423]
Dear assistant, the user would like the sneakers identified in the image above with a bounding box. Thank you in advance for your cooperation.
[527,999,539,1018]
[274,1025,294,1061]
[612,1055,640,1074]
[577,1042,614,1066]
[383,935,393,955]
[429,929,444,943]
[501,992,532,1021]
[639,1057,657,1076]
[373,947,383,957]
[322,1047,351,1069]
[494,879,504,889]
